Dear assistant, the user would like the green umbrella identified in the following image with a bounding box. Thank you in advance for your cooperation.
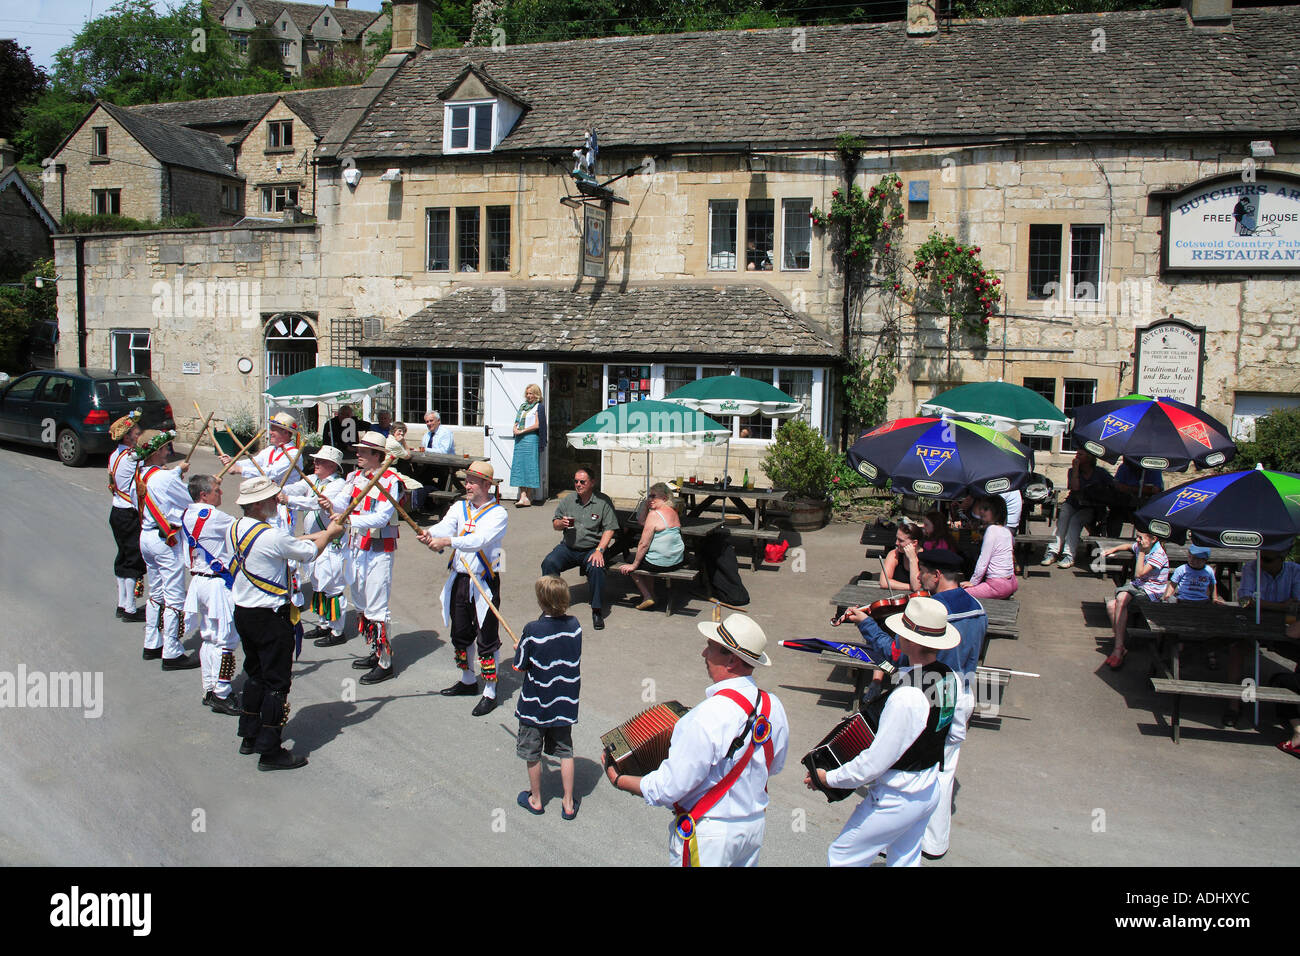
[263,366,393,408]
[919,381,1068,438]
[665,376,803,418]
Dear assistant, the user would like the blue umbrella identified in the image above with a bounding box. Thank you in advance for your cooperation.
[847,416,1032,500]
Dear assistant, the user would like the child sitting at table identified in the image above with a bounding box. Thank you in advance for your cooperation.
[1162,544,1224,605]
[1100,525,1169,670]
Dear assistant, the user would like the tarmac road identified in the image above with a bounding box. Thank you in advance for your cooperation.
[1,439,1298,866]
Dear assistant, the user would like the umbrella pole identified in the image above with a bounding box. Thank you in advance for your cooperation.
[1256,546,1262,727]
[720,443,730,520]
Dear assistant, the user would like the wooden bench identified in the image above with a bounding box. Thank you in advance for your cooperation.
[631,565,704,616]
[728,525,782,571]
[830,582,1020,663]
[1149,677,1300,742]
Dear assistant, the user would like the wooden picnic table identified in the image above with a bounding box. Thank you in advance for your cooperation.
[1140,601,1297,741]
[1084,537,1255,599]
[406,449,475,511]
[672,482,787,570]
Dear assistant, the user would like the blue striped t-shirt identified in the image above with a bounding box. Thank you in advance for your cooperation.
[513,614,582,726]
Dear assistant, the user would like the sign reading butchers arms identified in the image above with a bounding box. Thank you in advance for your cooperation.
[1162,172,1300,272]
[1133,318,1204,406]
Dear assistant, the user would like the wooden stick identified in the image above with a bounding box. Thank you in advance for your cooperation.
[336,455,397,522]
[183,411,216,467]
[214,429,264,481]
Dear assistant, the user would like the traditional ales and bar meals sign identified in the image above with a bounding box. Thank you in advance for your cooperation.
[1163,173,1300,272]
[1134,319,1204,406]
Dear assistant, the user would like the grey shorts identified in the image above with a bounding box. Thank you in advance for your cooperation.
[516,722,574,761]
[1115,581,1156,602]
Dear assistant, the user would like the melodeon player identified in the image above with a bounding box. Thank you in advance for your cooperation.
[604,614,789,867]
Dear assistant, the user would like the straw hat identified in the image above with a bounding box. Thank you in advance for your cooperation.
[133,429,176,460]
[312,445,344,469]
[269,412,300,435]
[236,476,280,506]
[883,596,960,651]
[353,430,390,454]
[460,460,501,484]
[697,613,771,667]
[109,409,141,441]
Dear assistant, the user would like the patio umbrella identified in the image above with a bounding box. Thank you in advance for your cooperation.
[665,376,804,516]
[847,416,1032,500]
[567,400,730,495]
[1070,394,1235,472]
[263,365,393,408]
[1137,464,1300,720]
[918,380,1068,438]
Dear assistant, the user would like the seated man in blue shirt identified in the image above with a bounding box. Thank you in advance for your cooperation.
[420,410,456,454]
[1224,549,1300,728]
[842,548,987,860]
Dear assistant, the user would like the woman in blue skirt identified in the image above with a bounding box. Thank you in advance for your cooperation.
[511,383,544,506]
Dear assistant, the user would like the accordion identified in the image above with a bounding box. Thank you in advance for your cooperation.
[601,701,690,776]
[802,712,876,803]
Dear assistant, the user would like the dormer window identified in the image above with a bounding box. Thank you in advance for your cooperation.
[236,5,242,14]
[324,15,329,25]
[444,101,494,153]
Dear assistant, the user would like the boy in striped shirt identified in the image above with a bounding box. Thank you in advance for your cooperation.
[514,576,582,819]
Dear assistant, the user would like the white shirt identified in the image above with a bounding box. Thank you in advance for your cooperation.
[228,517,318,609]
[825,667,973,795]
[139,466,191,534]
[181,502,236,576]
[422,426,455,454]
[109,444,139,509]
[236,442,305,485]
[1001,490,1023,529]
[426,497,509,626]
[639,676,789,821]
[327,468,400,546]
[284,474,346,534]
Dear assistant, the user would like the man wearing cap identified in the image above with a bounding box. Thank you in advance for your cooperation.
[181,474,241,715]
[230,476,345,770]
[843,549,987,860]
[283,446,351,648]
[322,431,403,684]
[809,596,973,867]
[542,467,619,631]
[418,461,509,716]
[108,411,146,621]
[603,614,789,867]
[136,429,200,670]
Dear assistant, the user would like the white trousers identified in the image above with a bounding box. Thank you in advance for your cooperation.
[140,533,186,658]
[115,577,136,612]
[828,780,940,867]
[184,576,239,695]
[348,548,393,621]
[667,813,766,867]
[922,743,962,858]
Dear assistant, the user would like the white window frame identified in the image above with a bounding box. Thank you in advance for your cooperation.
[781,198,813,271]
[639,364,825,443]
[110,330,152,376]
[442,100,496,154]
[1068,224,1105,301]
[361,357,484,428]
[261,185,299,213]
[279,40,292,58]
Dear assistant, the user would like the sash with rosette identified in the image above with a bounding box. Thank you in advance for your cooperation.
[449,498,503,584]
[108,447,135,504]
[672,687,774,868]
[138,466,178,545]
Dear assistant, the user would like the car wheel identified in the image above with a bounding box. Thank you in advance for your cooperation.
[57,428,86,467]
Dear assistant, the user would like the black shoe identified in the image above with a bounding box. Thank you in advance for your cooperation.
[352,653,378,670]
[258,748,307,771]
[207,692,242,717]
[119,607,145,623]
[441,679,479,697]
[471,695,498,717]
[162,652,201,671]
[303,624,331,640]
[314,631,348,648]
[142,647,163,661]
[239,738,257,755]
[921,849,947,861]
[359,664,395,685]
[592,610,605,631]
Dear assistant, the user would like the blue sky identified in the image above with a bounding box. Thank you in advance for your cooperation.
[0,0,386,71]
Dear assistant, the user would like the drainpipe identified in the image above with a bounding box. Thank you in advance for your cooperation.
[75,236,87,368]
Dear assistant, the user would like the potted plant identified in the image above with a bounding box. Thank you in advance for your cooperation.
[762,419,836,530]
[225,405,259,453]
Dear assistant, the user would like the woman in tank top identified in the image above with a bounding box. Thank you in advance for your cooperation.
[615,482,685,611]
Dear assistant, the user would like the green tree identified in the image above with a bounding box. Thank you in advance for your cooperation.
[0,41,48,142]
[247,22,285,75]
[1235,408,1300,476]
[0,258,56,374]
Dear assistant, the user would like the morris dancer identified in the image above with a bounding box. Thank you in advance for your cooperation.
[283,446,350,648]
[181,474,241,715]
[218,411,306,530]
[808,597,973,867]
[136,430,199,670]
[604,614,789,867]
[322,432,402,684]
[417,461,508,717]
[229,477,345,771]
[108,411,145,621]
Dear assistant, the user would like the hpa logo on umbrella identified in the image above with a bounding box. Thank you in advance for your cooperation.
[1178,422,1212,449]
[1099,416,1132,440]
[914,446,953,476]
[1166,487,1216,516]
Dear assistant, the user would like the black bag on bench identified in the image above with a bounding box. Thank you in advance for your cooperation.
[699,530,750,606]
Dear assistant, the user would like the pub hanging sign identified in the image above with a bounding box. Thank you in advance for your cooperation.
[1161,171,1300,273]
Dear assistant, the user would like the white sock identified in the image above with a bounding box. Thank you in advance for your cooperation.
[117,577,132,610]
[483,683,497,700]
[460,671,477,685]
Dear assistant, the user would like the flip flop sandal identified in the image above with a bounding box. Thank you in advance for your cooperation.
[517,791,544,815]
[1277,741,1300,761]
[1105,650,1127,670]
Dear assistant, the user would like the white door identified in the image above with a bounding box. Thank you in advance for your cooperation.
[484,362,546,498]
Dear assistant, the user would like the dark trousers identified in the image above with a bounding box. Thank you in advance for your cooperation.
[110,506,146,579]
[450,573,501,660]
[233,604,295,754]
[541,541,606,611]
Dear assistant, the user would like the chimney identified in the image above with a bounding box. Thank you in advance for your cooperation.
[334,0,347,7]
[1184,0,1232,25]
[0,139,14,173]
[907,0,937,37]
[391,0,434,53]
[283,201,306,223]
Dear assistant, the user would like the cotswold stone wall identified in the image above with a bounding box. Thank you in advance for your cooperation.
[239,101,320,219]
[50,107,163,222]
[0,181,53,268]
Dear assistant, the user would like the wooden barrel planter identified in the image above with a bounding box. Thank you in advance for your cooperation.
[787,497,829,531]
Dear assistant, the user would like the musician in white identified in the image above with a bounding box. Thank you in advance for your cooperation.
[603,614,789,868]
[417,461,508,717]
[180,474,240,714]
[283,446,350,648]
[322,432,403,684]
[807,597,974,867]
[136,430,198,669]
